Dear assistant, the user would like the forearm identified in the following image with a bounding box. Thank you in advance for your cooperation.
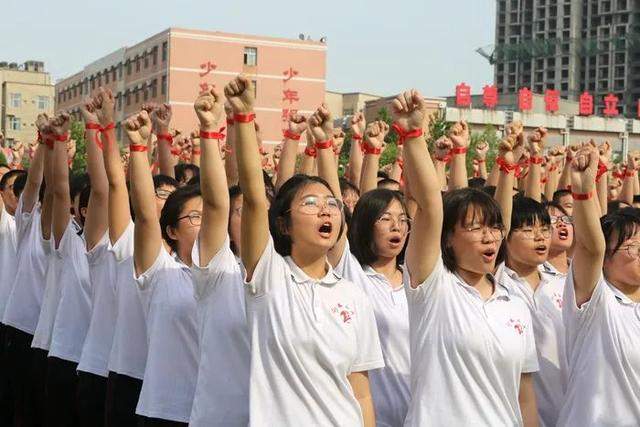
[486,162,500,186]
[22,144,46,212]
[449,152,468,190]
[52,138,71,245]
[558,161,571,190]
[299,152,316,176]
[597,177,607,216]
[495,166,515,233]
[129,150,157,225]
[157,140,175,177]
[358,396,376,427]
[359,154,380,195]
[224,127,239,186]
[317,145,341,200]
[620,172,635,206]
[478,161,488,179]
[84,128,109,248]
[347,141,363,188]
[525,164,542,202]
[434,161,447,190]
[275,137,300,190]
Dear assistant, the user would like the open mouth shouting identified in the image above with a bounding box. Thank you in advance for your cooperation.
[318,222,333,238]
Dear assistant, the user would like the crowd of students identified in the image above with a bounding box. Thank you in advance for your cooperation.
[0,74,638,427]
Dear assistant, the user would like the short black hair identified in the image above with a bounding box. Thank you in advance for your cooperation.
[153,174,179,191]
[544,200,569,217]
[601,207,640,259]
[11,173,28,199]
[509,196,551,235]
[269,174,344,256]
[633,195,640,205]
[468,177,486,188]
[228,185,243,255]
[262,170,276,204]
[552,189,571,203]
[78,184,92,226]
[442,188,503,272]
[481,185,496,197]
[339,177,360,197]
[70,173,90,201]
[377,178,400,189]
[607,200,631,214]
[160,184,201,252]
[348,189,408,267]
[377,170,390,180]
[174,164,200,184]
[0,169,26,191]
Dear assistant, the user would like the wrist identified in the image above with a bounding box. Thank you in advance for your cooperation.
[451,146,467,155]
[530,156,544,164]
[283,129,302,141]
[362,142,381,155]
[233,112,256,123]
[571,190,594,200]
[314,139,333,150]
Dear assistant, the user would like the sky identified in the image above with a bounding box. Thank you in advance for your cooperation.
[0,0,496,98]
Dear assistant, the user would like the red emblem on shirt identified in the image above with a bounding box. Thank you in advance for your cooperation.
[552,293,563,309]
[331,303,354,324]
[508,318,525,335]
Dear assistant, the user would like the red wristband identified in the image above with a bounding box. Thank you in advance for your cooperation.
[304,147,317,158]
[396,158,404,169]
[392,122,423,145]
[233,113,256,123]
[435,154,452,164]
[170,147,181,156]
[226,118,235,125]
[362,143,381,155]
[192,148,201,155]
[625,171,636,178]
[157,133,174,146]
[130,144,148,152]
[475,159,485,163]
[352,133,363,141]
[85,123,101,131]
[283,129,302,141]
[541,177,548,184]
[496,156,516,173]
[315,139,333,150]
[530,156,544,164]
[200,127,226,140]
[54,133,69,142]
[451,147,467,155]
[596,161,609,182]
[572,191,593,201]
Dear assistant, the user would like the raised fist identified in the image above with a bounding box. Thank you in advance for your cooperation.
[527,127,548,155]
[391,89,427,131]
[124,110,153,146]
[475,141,489,160]
[498,134,517,164]
[141,103,157,116]
[50,113,71,137]
[350,112,366,136]
[223,75,255,114]
[570,144,599,194]
[448,121,470,148]
[35,113,51,134]
[433,136,453,159]
[92,88,115,126]
[568,143,580,160]
[333,128,346,153]
[598,141,612,165]
[364,120,389,150]
[151,103,172,133]
[308,104,333,142]
[507,120,524,147]
[194,88,224,131]
[628,151,640,171]
[80,98,99,124]
[10,141,24,164]
[287,113,307,135]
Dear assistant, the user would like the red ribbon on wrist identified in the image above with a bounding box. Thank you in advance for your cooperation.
[199,127,226,140]
[233,113,256,123]
[396,158,404,169]
[392,122,423,145]
[572,191,593,201]
[157,133,174,146]
[362,142,381,155]
[435,154,452,164]
[304,147,317,158]
[451,147,467,155]
[170,147,181,156]
[130,144,148,153]
[315,139,333,150]
[283,129,302,141]
[530,156,544,165]
[54,133,69,142]
[192,148,201,155]
[226,118,235,125]
[352,133,363,141]
[496,156,517,173]
[596,161,609,182]
[86,122,114,150]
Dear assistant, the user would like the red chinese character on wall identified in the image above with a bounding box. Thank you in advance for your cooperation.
[283,67,299,83]
[482,85,498,109]
[519,88,533,111]
[604,94,619,116]
[282,89,300,104]
[198,82,211,93]
[199,61,217,77]
[544,89,560,113]
[455,83,472,107]
[281,108,299,122]
[579,92,594,116]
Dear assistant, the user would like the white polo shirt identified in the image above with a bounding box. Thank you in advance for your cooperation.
[78,232,117,377]
[404,256,539,427]
[336,242,410,427]
[135,246,199,423]
[48,222,92,363]
[189,236,250,427]
[3,197,49,335]
[496,262,566,427]
[0,206,17,317]
[31,220,78,351]
[108,221,148,379]
[557,267,640,426]
[244,237,384,427]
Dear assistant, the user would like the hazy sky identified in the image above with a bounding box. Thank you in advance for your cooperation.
[1,0,496,98]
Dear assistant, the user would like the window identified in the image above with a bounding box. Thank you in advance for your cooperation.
[118,64,123,79]
[38,96,49,110]
[135,57,140,72]
[151,79,158,98]
[91,78,96,90]
[10,93,21,108]
[152,48,158,65]
[117,94,122,111]
[252,80,257,98]
[127,61,132,75]
[126,91,131,106]
[105,71,110,84]
[144,53,149,69]
[161,75,167,95]
[112,68,117,82]
[244,47,258,66]
[8,116,21,131]
[162,42,168,62]
[143,85,148,101]
[135,89,139,104]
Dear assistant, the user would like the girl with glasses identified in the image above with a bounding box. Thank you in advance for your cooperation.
[228,75,383,427]
[544,201,573,276]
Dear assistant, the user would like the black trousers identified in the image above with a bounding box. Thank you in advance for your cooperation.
[137,417,187,427]
[45,356,79,427]
[29,348,48,427]
[76,371,107,427]
[104,371,143,427]
[0,323,13,426]
[3,325,35,427]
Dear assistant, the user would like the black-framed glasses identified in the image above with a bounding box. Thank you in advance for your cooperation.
[550,215,573,225]
[513,226,552,239]
[463,224,505,242]
[289,195,343,216]
[177,211,202,226]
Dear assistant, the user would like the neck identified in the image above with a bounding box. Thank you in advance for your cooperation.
[506,258,541,290]
[456,267,494,300]
[177,245,193,267]
[291,246,328,280]
[547,250,569,274]
[606,275,640,303]
[370,256,401,288]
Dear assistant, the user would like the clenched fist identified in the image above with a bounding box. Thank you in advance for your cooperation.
[124,111,153,147]
[364,120,389,150]
[308,104,333,142]
[224,75,254,114]
[448,121,470,148]
[391,89,427,132]
[194,88,224,131]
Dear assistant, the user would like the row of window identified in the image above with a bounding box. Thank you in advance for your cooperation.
[8,93,50,110]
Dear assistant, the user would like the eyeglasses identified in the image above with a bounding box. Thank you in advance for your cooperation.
[550,215,573,225]
[618,244,640,260]
[376,213,411,232]
[290,196,343,216]
[155,189,173,200]
[512,226,552,239]
[463,224,505,242]
[177,211,202,226]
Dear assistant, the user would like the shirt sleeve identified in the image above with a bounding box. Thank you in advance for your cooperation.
[351,286,385,373]
[0,206,16,249]
[14,196,38,246]
[86,231,110,266]
[521,307,539,373]
[55,220,78,259]
[243,236,287,299]
[134,246,174,318]
[334,241,367,292]
[110,221,134,263]
[404,255,446,305]
[191,235,240,301]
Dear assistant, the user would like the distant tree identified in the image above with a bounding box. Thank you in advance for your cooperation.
[70,121,87,175]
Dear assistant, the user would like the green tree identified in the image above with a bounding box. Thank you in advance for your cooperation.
[467,124,500,175]
[0,149,6,166]
[70,121,88,175]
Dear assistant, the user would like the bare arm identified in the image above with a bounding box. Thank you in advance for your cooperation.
[524,128,547,202]
[519,373,539,427]
[151,104,175,178]
[50,114,72,247]
[21,119,47,214]
[447,121,469,190]
[299,130,316,176]
[40,145,54,241]
[359,121,389,195]
[347,113,366,188]
[194,89,229,265]
[276,114,307,191]
[224,107,239,186]
[494,136,517,234]
[348,372,376,427]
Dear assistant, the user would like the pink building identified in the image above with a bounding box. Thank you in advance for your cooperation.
[55,28,327,147]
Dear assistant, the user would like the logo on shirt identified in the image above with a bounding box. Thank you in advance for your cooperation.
[508,318,525,335]
[552,292,563,309]
[331,303,355,324]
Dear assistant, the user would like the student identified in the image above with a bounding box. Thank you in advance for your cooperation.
[227,76,384,426]
[558,145,640,426]
[396,91,539,426]
[0,169,26,217]
[544,201,573,276]
[189,88,250,426]
[126,110,200,426]
[552,189,573,216]
[497,196,565,427]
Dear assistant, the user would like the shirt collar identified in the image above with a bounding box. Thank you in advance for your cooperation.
[606,280,637,306]
[363,265,405,291]
[284,256,341,286]
[454,269,510,301]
